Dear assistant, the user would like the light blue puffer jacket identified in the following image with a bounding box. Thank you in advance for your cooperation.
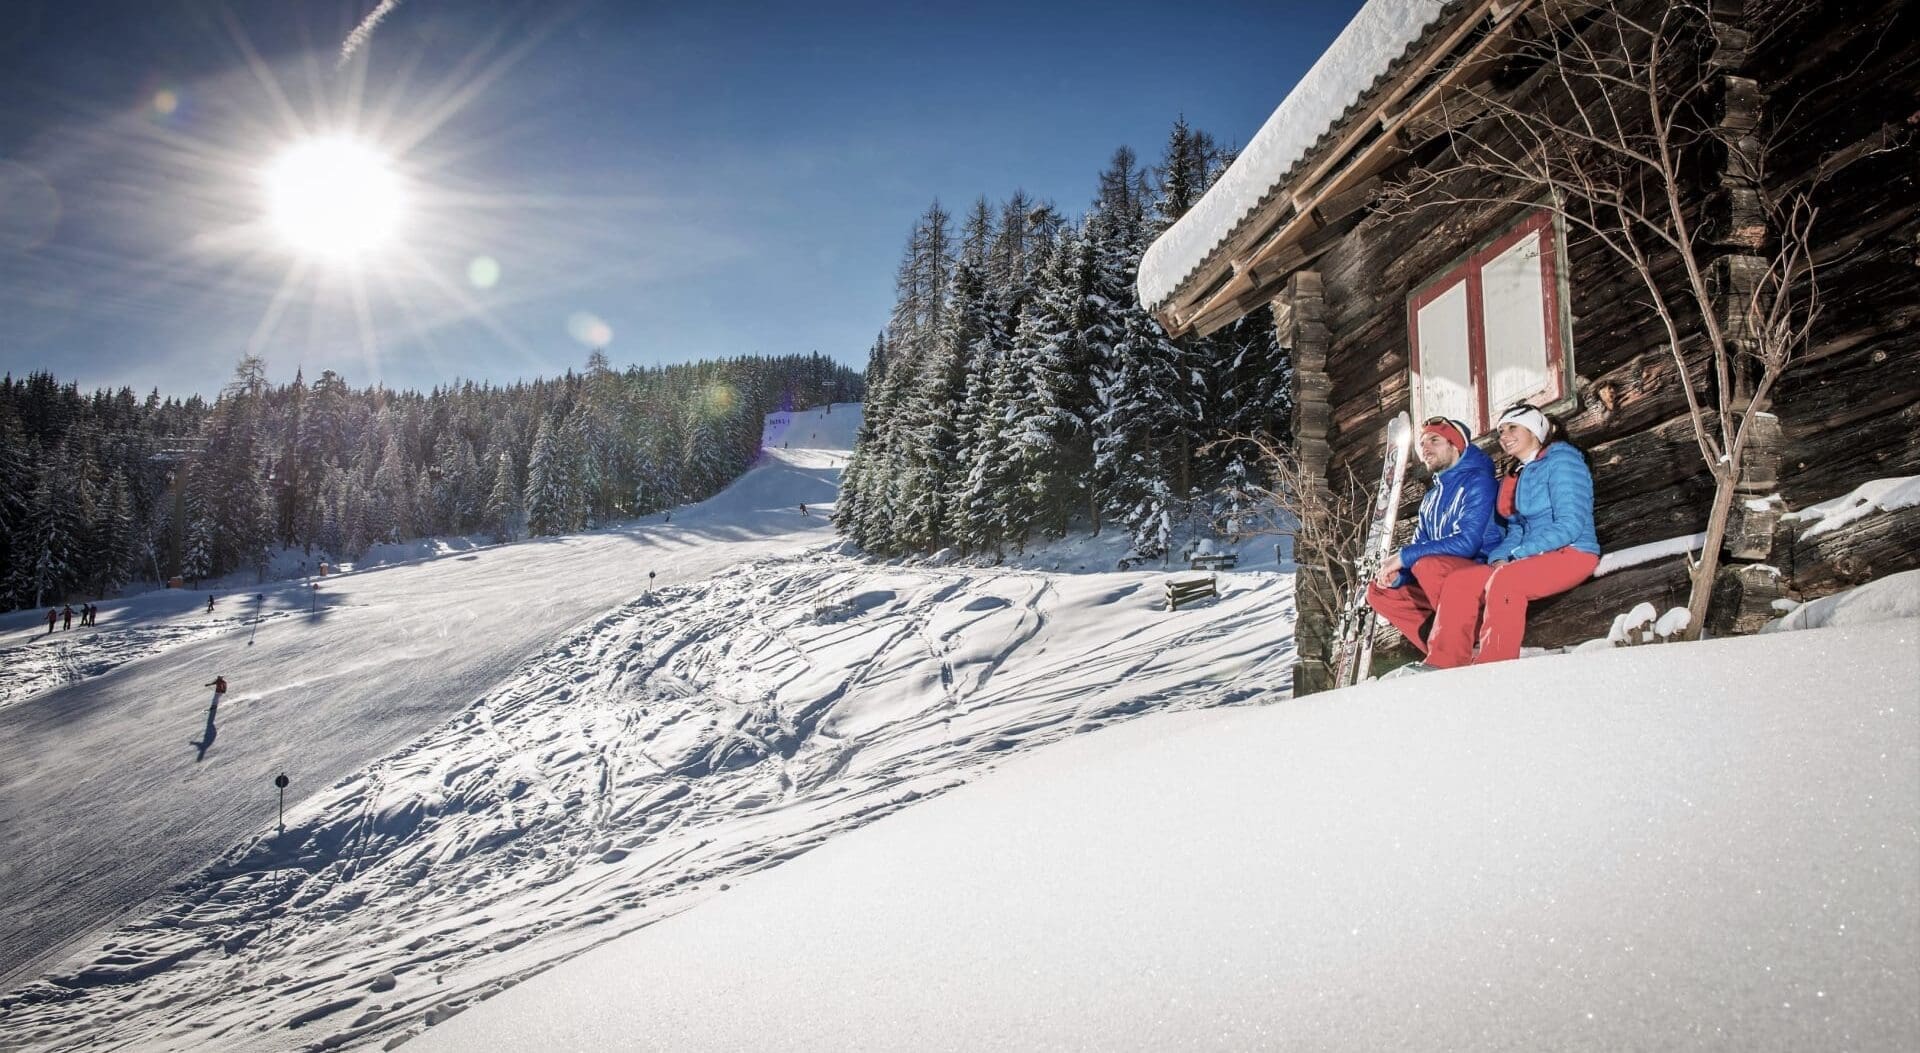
[1487,441,1602,562]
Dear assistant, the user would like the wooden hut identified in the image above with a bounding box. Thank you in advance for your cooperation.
[1138,0,1919,693]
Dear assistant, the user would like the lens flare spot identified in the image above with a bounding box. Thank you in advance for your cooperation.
[701,383,736,416]
[152,90,179,116]
[468,256,501,289]
[567,311,613,348]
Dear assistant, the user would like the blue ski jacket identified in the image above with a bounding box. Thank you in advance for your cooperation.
[1392,441,1502,587]
[1488,441,1602,562]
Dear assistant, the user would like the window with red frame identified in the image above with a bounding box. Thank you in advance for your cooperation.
[1406,209,1571,435]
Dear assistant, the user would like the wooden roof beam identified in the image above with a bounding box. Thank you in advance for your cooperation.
[1164,0,1533,336]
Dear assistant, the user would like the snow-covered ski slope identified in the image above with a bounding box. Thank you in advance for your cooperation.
[0,402,1301,1052]
[0,405,856,991]
[415,617,1920,1053]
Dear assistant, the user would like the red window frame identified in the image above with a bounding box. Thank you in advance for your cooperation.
[1406,209,1570,434]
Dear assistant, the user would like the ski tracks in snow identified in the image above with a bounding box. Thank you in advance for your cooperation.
[0,554,1297,1052]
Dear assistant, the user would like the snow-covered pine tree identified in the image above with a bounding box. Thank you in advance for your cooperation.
[524,414,568,537]
[1004,219,1097,540]
[833,333,890,548]
[0,415,32,608]
[96,473,137,595]
[368,434,411,543]
[16,458,76,606]
[1087,146,1190,557]
[180,463,217,587]
[945,198,1014,554]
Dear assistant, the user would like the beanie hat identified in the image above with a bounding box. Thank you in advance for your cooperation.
[1496,404,1549,445]
[1421,417,1472,453]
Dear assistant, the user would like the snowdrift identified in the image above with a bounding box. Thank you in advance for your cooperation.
[417,618,1920,1052]
[0,408,852,996]
[0,551,1296,1051]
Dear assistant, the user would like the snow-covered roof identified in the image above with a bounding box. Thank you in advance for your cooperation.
[1138,0,1452,312]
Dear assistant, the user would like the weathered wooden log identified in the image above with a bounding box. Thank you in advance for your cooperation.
[1563,341,1716,443]
[1725,494,1784,561]
[1595,474,1716,553]
[1778,394,1920,508]
[1293,659,1335,697]
[1734,412,1785,495]
[1526,555,1695,650]
[1783,500,1920,599]
[1707,254,1769,348]
[1708,563,1790,636]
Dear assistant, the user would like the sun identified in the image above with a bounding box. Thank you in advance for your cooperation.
[264,137,406,260]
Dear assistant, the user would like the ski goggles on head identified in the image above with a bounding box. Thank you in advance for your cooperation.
[1420,416,1471,452]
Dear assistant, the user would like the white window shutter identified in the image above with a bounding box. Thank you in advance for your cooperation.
[1414,279,1476,427]
[1482,231,1551,411]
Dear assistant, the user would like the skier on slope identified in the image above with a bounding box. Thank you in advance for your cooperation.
[206,594,216,614]
[46,608,57,634]
[205,675,227,697]
[1365,417,1502,673]
[61,605,73,630]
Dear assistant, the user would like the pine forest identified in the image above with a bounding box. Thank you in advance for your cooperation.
[0,353,860,612]
[836,119,1294,560]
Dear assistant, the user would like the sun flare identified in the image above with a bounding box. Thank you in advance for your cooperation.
[264,137,406,260]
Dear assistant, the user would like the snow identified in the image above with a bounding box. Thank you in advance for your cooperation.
[1764,569,1920,633]
[1783,475,1920,538]
[1606,601,1658,643]
[1652,605,1691,638]
[0,405,859,991]
[5,397,1917,1053]
[1592,531,1706,578]
[1137,0,1450,309]
[416,619,1920,1053]
[0,403,1298,1052]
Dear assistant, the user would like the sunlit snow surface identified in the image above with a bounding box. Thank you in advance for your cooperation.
[418,619,1920,1053]
[0,404,1297,1052]
[0,408,855,1005]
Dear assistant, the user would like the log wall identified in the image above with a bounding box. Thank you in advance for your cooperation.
[1293,0,1918,679]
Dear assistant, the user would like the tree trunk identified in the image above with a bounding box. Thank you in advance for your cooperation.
[1685,465,1740,640]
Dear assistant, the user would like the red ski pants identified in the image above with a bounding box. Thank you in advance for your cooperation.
[1365,555,1481,657]
[1426,547,1600,667]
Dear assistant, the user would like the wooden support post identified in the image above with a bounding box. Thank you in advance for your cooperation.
[1699,25,1790,635]
[1283,272,1341,696]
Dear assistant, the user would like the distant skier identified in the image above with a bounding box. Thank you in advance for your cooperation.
[82,603,94,627]
[46,608,57,634]
[194,678,224,761]
[206,594,216,614]
[61,605,73,631]
[664,510,672,524]
[799,503,809,516]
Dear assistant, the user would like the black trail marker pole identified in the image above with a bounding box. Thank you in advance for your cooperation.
[648,570,656,595]
[310,582,319,614]
[249,593,265,645]
[274,773,289,835]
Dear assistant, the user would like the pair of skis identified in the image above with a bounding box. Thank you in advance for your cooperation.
[1330,411,1413,688]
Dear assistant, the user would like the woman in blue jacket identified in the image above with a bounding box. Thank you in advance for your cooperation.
[1427,403,1601,666]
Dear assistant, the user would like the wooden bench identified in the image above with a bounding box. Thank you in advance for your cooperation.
[1166,575,1219,610]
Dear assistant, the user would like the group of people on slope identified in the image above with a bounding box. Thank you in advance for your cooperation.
[1366,403,1600,673]
[44,603,99,633]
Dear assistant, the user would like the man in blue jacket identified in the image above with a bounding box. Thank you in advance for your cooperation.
[1365,416,1501,662]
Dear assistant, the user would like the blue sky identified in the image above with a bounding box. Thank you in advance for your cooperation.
[0,0,1355,398]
